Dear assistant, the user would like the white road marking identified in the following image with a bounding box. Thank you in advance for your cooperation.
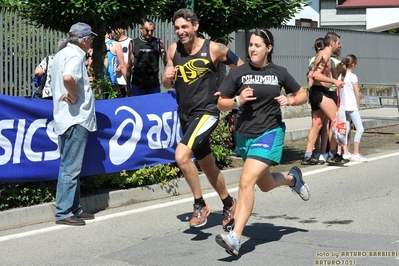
[1,151,398,243]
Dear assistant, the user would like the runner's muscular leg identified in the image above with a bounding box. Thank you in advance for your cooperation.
[197,153,229,199]
[319,96,339,150]
[305,109,325,153]
[233,158,266,239]
[175,143,202,198]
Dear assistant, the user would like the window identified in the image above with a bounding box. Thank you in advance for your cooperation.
[295,18,318,28]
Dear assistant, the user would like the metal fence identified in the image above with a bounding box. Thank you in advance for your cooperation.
[1,7,399,96]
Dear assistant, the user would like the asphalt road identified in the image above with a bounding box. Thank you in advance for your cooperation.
[1,150,399,266]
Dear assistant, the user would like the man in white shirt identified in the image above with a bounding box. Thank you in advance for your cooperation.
[52,22,98,226]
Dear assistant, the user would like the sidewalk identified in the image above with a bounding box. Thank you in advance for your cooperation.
[1,108,398,231]
[284,107,399,141]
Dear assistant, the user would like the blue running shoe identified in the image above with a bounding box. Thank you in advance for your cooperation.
[215,227,240,256]
[289,166,310,201]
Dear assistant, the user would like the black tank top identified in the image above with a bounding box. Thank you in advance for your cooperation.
[173,39,219,122]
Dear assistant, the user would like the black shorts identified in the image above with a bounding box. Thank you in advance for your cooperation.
[309,85,333,111]
[180,114,219,160]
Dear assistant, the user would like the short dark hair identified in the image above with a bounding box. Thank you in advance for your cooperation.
[313,37,324,53]
[324,32,340,47]
[142,18,154,27]
[173,8,199,25]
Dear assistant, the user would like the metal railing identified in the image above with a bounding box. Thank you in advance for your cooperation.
[1,7,399,97]
[360,83,399,120]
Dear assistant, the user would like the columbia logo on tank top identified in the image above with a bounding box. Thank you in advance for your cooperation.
[175,58,211,85]
[242,75,279,85]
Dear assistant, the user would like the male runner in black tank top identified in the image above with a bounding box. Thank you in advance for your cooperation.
[162,8,244,229]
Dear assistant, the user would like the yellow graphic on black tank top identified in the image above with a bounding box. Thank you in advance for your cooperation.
[174,58,211,85]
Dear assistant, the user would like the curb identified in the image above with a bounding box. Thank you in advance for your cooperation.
[1,115,398,231]
[0,168,242,231]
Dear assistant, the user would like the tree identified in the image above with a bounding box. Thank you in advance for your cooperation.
[9,0,155,94]
[154,0,307,85]
[155,0,308,43]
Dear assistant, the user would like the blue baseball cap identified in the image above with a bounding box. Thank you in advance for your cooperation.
[69,22,98,38]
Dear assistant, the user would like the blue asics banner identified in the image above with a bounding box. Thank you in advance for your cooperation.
[0,91,181,183]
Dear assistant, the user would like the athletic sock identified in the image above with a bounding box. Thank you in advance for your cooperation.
[222,195,233,209]
[194,197,205,207]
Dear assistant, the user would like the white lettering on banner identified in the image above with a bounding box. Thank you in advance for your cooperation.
[172,111,182,144]
[0,108,181,166]
[147,111,181,149]
[44,120,60,160]
[0,119,59,165]
[24,119,59,162]
[13,119,25,164]
[109,106,144,165]
[0,119,14,165]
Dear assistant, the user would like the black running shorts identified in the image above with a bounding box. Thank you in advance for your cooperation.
[179,114,219,160]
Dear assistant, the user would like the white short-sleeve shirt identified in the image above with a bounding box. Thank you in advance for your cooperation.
[339,70,359,111]
[51,43,97,135]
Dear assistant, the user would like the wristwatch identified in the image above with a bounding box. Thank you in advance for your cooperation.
[233,96,241,107]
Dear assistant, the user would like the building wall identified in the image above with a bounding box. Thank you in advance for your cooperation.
[234,26,399,86]
[320,0,366,30]
[367,8,399,31]
[286,0,320,26]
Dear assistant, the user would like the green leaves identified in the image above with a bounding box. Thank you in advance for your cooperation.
[13,0,153,33]
[0,182,56,211]
[155,0,307,42]
[209,117,233,167]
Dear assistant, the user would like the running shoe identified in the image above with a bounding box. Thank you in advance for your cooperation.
[215,227,240,256]
[301,156,322,165]
[222,198,236,229]
[318,153,326,164]
[189,202,211,228]
[326,153,350,165]
[342,153,352,160]
[351,154,368,162]
[289,166,310,201]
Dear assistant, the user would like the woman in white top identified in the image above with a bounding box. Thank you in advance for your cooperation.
[336,54,367,162]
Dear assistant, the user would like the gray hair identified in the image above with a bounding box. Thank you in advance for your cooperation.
[69,32,84,45]
[57,32,84,51]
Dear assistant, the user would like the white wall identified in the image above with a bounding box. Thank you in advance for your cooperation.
[367,8,399,31]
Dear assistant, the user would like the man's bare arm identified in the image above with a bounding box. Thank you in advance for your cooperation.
[162,43,177,89]
[311,55,343,88]
[211,42,244,68]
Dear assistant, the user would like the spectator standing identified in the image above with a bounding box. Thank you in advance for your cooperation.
[162,8,244,229]
[304,38,340,164]
[131,18,167,96]
[336,54,367,161]
[34,53,55,99]
[85,47,93,77]
[105,30,128,98]
[114,28,133,97]
[303,32,348,165]
[332,48,353,157]
[304,37,329,164]
[52,22,97,226]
